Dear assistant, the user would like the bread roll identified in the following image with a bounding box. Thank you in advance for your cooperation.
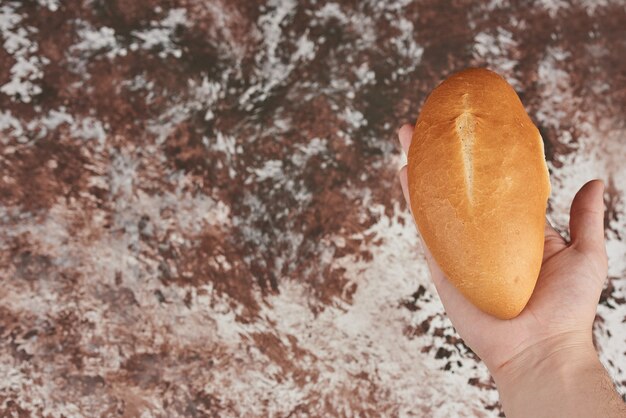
[407,68,551,319]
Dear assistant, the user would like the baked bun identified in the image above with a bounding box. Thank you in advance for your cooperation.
[407,68,551,319]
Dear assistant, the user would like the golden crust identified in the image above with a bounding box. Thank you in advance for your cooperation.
[407,68,551,319]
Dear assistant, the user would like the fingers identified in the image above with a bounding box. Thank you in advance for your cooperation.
[398,124,413,154]
[398,165,410,207]
[569,180,607,260]
[397,124,414,208]
[420,242,450,290]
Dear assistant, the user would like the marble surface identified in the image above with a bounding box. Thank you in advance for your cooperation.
[1,0,625,416]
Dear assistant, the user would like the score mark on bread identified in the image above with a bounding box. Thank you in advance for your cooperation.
[456,93,476,202]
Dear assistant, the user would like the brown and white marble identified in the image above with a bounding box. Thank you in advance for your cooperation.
[0,0,625,416]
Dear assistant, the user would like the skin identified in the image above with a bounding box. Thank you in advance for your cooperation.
[397,124,626,417]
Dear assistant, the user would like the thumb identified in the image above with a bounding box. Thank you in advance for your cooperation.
[569,180,606,257]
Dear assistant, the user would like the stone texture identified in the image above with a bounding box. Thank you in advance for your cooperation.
[0,0,625,416]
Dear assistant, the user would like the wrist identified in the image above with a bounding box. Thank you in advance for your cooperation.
[493,332,604,417]
[493,331,598,385]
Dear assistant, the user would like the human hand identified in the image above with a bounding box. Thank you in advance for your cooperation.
[397,124,625,417]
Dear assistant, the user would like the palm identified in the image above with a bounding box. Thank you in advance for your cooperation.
[446,225,604,371]
[525,228,600,328]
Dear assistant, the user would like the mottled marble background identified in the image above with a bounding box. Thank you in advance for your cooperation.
[0,0,625,417]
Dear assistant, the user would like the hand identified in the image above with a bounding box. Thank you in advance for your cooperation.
[397,124,625,417]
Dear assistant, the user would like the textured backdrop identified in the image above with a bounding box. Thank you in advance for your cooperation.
[0,0,625,417]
